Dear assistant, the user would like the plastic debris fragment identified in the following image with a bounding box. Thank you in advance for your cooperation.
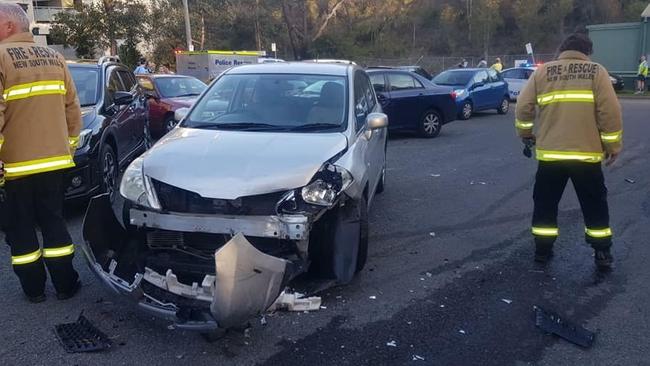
[386,340,397,347]
[534,306,595,348]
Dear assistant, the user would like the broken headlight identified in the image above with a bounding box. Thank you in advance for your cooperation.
[119,157,161,209]
[301,164,353,207]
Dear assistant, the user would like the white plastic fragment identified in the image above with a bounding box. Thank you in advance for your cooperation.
[369,296,377,300]
[426,272,432,277]
[429,232,436,237]
[459,329,466,334]
[412,355,425,361]
[430,174,441,177]
[440,304,445,308]
[386,340,397,347]
[502,299,513,304]
[260,315,267,326]
[269,291,322,312]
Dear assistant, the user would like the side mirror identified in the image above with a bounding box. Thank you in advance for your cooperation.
[174,107,190,122]
[367,112,388,130]
[472,82,485,89]
[144,90,158,100]
[114,91,134,106]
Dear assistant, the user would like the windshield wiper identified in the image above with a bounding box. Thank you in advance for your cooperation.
[288,123,342,131]
[173,93,201,98]
[191,122,287,131]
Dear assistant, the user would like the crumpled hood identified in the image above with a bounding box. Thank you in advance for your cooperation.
[81,107,97,129]
[143,128,348,199]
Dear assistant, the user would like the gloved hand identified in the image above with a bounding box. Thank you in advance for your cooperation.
[0,160,4,187]
[522,136,536,158]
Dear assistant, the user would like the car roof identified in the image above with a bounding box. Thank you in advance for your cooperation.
[66,63,101,69]
[503,67,537,71]
[226,62,351,76]
[137,74,196,79]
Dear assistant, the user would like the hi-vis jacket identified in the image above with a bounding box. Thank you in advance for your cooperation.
[0,32,81,180]
[515,51,622,163]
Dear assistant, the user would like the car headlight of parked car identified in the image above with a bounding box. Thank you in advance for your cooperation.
[76,129,93,150]
[119,157,161,209]
[454,89,465,96]
[301,163,353,207]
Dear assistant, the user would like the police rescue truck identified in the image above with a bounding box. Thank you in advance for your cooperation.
[175,50,267,83]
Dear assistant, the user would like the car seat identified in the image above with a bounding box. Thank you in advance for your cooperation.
[307,81,344,124]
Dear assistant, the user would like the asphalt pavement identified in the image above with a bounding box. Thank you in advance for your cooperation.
[1,99,649,366]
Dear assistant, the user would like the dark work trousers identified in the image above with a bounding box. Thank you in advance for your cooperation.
[532,161,612,252]
[1,170,78,297]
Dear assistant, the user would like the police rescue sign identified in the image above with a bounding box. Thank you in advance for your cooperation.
[175,50,266,83]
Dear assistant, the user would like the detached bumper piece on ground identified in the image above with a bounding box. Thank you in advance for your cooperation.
[534,306,595,348]
[54,315,112,353]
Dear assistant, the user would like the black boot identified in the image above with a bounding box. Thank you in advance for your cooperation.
[535,244,554,264]
[594,249,613,270]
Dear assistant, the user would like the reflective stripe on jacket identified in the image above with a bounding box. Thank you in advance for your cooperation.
[639,61,649,77]
[0,32,81,179]
[514,51,623,162]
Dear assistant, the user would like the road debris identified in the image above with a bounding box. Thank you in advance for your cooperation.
[459,329,466,334]
[369,296,377,300]
[386,340,397,347]
[426,272,432,277]
[429,232,436,237]
[470,181,487,185]
[501,299,513,304]
[260,315,268,326]
[269,291,322,312]
[534,306,595,348]
[440,304,445,308]
[412,355,425,361]
[625,178,636,184]
[54,314,112,353]
[430,174,441,177]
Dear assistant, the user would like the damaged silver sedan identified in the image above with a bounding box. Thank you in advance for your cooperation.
[82,62,388,331]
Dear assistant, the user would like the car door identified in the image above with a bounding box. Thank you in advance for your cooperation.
[487,68,507,106]
[386,72,425,128]
[468,70,491,110]
[354,70,384,196]
[502,69,521,99]
[105,67,133,162]
[138,76,165,134]
[116,69,147,155]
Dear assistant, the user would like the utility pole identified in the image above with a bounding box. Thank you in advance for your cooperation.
[182,0,193,51]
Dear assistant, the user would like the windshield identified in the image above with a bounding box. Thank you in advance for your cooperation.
[185,73,347,132]
[155,77,207,98]
[70,68,99,107]
[433,70,475,86]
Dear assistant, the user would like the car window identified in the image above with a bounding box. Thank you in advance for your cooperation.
[186,73,347,131]
[523,70,534,79]
[487,69,500,82]
[369,73,386,93]
[117,70,137,92]
[106,68,126,105]
[354,71,372,131]
[388,73,422,91]
[137,77,155,91]
[433,70,475,86]
[472,71,489,85]
[154,77,207,98]
[501,69,516,79]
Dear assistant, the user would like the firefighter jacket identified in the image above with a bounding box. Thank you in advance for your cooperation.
[0,32,81,180]
[515,51,622,163]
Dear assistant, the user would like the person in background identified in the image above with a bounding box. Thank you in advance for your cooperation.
[457,58,468,68]
[477,57,487,68]
[134,58,150,74]
[148,62,157,74]
[159,63,175,74]
[491,57,503,72]
[635,55,647,95]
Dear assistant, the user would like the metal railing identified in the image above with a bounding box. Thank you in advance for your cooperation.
[33,7,74,23]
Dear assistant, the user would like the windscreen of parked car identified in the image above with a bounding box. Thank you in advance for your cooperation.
[70,68,99,107]
[185,74,347,132]
[432,70,475,86]
[154,77,207,98]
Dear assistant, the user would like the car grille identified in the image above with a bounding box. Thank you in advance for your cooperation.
[151,179,286,215]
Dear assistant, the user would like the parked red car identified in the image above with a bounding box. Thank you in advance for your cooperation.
[137,74,207,138]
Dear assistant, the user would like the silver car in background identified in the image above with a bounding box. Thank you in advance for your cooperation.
[81,62,388,331]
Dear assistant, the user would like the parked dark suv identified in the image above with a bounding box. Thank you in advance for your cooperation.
[66,57,150,200]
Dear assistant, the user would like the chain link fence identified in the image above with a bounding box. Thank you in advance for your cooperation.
[356,54,557,75]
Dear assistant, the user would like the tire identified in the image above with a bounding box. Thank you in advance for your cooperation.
[419,109,442,138]
[99,143,118,203]
[164,115,177,134]
[497,97,510,114]
[459,101,473,120]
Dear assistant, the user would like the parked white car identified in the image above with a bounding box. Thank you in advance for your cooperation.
[502,66,537,101]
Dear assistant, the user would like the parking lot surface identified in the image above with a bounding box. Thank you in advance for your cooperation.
[1,99,648,366]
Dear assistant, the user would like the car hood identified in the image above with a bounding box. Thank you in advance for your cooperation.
[143,128,349,199]
[163,96,200,108]
[81,106,97,129]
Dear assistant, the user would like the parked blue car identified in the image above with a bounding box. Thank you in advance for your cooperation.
[432,68,510,120]
[366,69,457,138]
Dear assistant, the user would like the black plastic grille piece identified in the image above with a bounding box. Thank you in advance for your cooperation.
[534,306,595,348]
[54,315,112,353]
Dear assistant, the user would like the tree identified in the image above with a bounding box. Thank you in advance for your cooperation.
[50,4,104,58]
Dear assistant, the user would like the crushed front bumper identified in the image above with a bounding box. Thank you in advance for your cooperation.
[81,194,310,330]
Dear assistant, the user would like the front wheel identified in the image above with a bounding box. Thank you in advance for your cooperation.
[419,109,442,138]
[459,101,473,120]
[99,143,118,203]
[164,115,177,133]
[497,97,510,114]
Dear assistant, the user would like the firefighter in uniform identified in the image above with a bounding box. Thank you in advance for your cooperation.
[515,31,622,269]
[0,4,82,302]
